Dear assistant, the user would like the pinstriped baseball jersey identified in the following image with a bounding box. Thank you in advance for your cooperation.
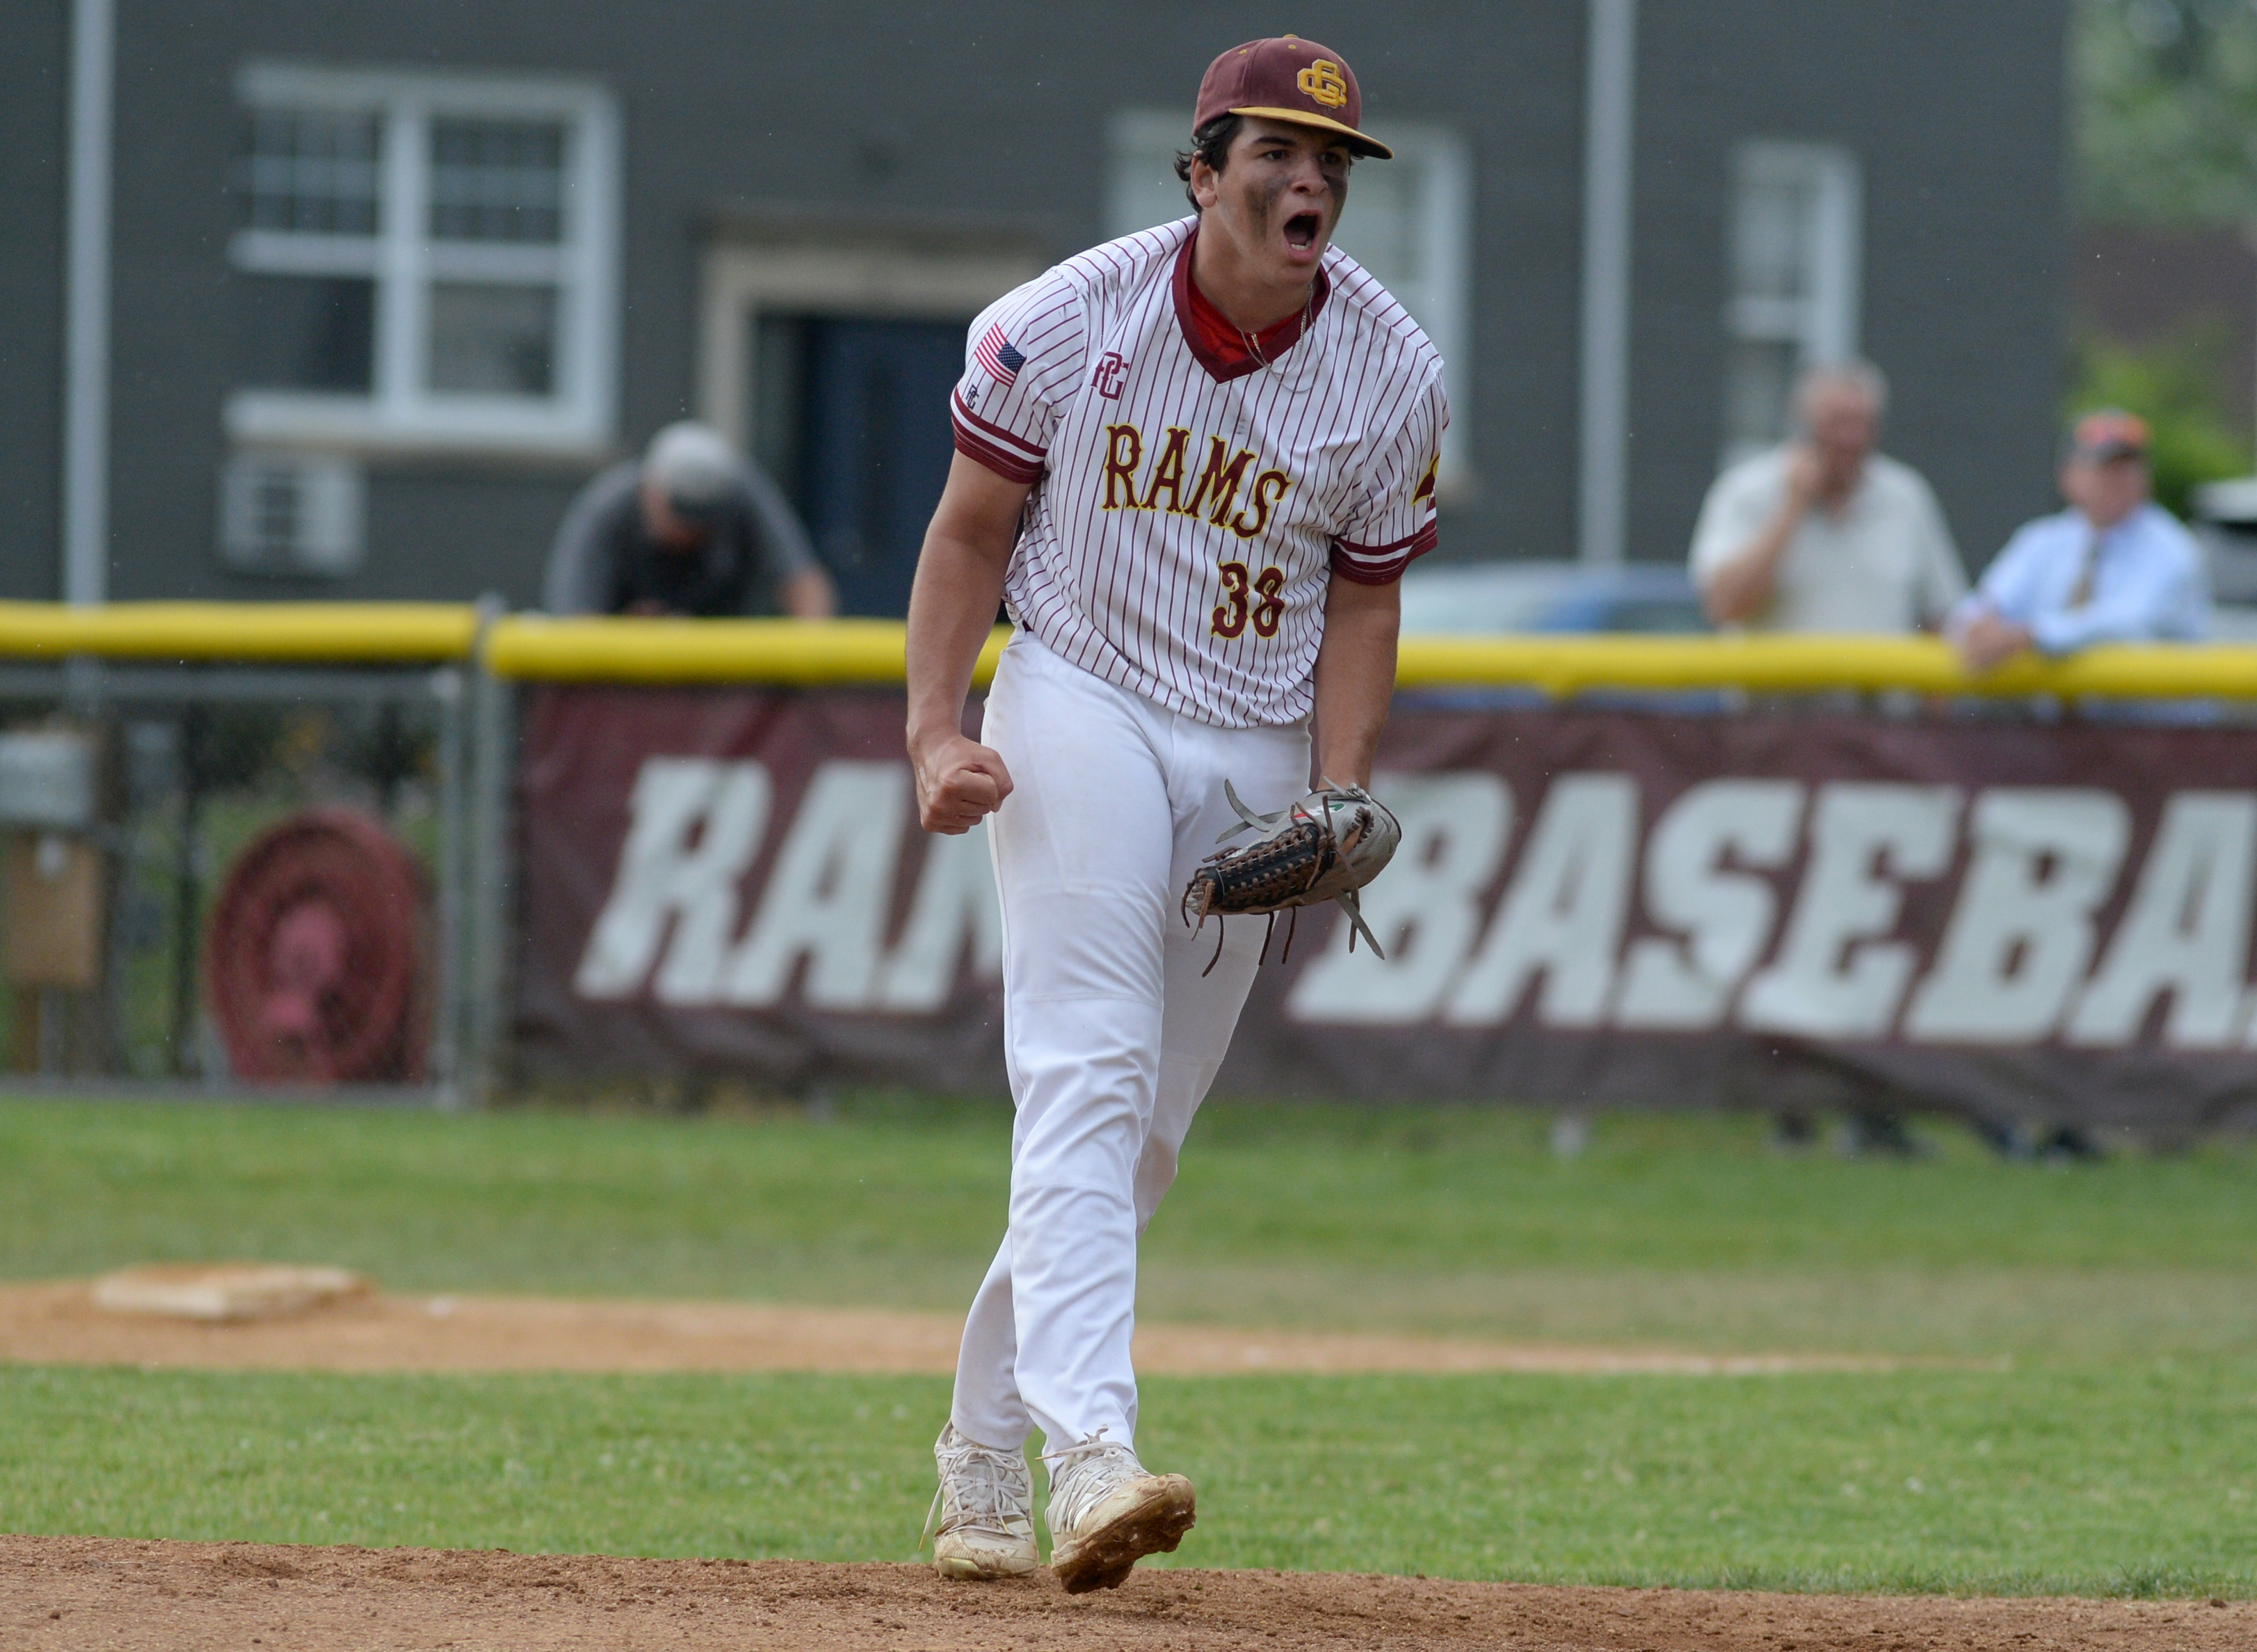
[949,217,1447,730]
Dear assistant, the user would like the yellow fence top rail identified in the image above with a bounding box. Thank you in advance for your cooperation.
[4,605,2256,698]
[1393,633,2257,700]
[0,602,481,664]
[488,617,2257,700]
[485,616,1010,685]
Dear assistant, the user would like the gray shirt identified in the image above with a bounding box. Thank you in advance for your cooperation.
[541,458,819,616]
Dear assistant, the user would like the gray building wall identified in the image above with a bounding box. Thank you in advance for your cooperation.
[1635,1,2068,568]
[5,0,2066,604]
[1,1,70,601]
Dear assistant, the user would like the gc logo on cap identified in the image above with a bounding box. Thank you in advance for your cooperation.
[1296,59,1349,109]
[1195,35,1392,159]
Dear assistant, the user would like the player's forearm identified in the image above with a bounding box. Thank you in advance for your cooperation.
[905,533,1009,750]
[1311,575,1401,787]
[906,456,1031,751]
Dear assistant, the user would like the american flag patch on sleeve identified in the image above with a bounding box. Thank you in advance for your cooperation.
[974,324,1026,387]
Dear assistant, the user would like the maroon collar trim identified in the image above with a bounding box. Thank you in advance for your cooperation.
[1172,227,1331,383]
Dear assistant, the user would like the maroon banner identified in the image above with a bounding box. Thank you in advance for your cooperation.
[514,687,1006,1094]
[514,685,2257,1137]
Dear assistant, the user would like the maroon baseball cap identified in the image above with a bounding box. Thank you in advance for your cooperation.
[1195,35,1392,159]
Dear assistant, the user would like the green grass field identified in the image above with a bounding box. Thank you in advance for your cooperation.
[2,1094,2254,1594]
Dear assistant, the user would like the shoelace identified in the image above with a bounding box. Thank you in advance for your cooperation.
[1040,1429,1143,1533]
[920,1432,1033,1550]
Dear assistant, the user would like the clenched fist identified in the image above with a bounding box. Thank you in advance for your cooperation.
[910,730,1015,835]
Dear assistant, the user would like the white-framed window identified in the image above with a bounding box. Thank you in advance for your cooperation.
[1720,140,1862,466]
[1104,111,1472,492]
[225,63,620,457]
[216,451,366,577]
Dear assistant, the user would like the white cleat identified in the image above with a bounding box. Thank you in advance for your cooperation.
[924,1422,1039,1581]
[1043,1434,1196,1594]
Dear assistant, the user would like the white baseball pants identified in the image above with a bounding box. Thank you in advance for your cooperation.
[949,633,1311,1457]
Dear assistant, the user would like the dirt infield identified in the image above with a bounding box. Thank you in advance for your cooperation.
[1,1283,2228,1646]
[0,1281,1893,1377]
[6,1536,2247,1651]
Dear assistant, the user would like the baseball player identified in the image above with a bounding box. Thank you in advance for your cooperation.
[906,35,1445,1592]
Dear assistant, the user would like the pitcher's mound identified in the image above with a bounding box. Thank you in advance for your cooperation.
[90,1263,369,1324]
[3,1536,2248,1651]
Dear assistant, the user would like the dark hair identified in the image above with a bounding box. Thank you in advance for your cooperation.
[1173,115,1242,211]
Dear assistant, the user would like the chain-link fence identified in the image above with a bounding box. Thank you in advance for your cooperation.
[0,662,483,1101]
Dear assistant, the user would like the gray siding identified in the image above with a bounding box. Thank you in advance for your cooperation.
[7,0,2067,602]
[1,1,70,600]
[1634,1,2068,569]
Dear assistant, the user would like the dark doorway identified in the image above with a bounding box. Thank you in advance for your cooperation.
[754,314,965,618]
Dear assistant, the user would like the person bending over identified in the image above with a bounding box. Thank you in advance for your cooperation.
[543,421,835,618]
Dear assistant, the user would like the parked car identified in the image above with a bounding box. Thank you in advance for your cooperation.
[1395,559,1714,712]
[1398,560,1708,635]
[2192,479,2257,641]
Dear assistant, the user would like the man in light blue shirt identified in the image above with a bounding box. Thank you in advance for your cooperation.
[1952,410,2208,671]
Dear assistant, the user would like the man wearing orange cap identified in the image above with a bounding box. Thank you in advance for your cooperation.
[903,36,1445,1591]
[1952,410,2209,671]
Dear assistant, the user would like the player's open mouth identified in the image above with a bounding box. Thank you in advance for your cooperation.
[1283,211,1322,251]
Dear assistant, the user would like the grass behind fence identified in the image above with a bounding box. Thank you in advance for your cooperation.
[1,1096,2255,1359]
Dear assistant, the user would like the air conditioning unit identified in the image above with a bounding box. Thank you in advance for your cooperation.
[217,451,365,577]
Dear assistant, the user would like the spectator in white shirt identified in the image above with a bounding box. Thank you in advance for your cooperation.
[1952,410,2209,671]
[1691,361,1966,633]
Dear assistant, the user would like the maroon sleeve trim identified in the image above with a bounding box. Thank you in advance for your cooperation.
[953,422,1045,484]
[951,390,1045,461]
[1329,519,1438,586]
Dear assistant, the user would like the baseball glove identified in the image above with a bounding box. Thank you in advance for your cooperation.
[1181,780,1401,970]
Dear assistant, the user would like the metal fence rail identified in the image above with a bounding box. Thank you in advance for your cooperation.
[0,602,479,664]
[8,603,2257,696]
[480,615,2257,700]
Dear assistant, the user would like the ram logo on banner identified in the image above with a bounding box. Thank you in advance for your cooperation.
[573,757,998,1013]
[512,687,2257,1133]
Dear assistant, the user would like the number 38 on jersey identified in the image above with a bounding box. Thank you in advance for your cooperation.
[1212,562,1285,639]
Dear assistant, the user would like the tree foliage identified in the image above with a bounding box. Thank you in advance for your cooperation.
[2078,0,2257,224]
[2071,319,2251,513]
